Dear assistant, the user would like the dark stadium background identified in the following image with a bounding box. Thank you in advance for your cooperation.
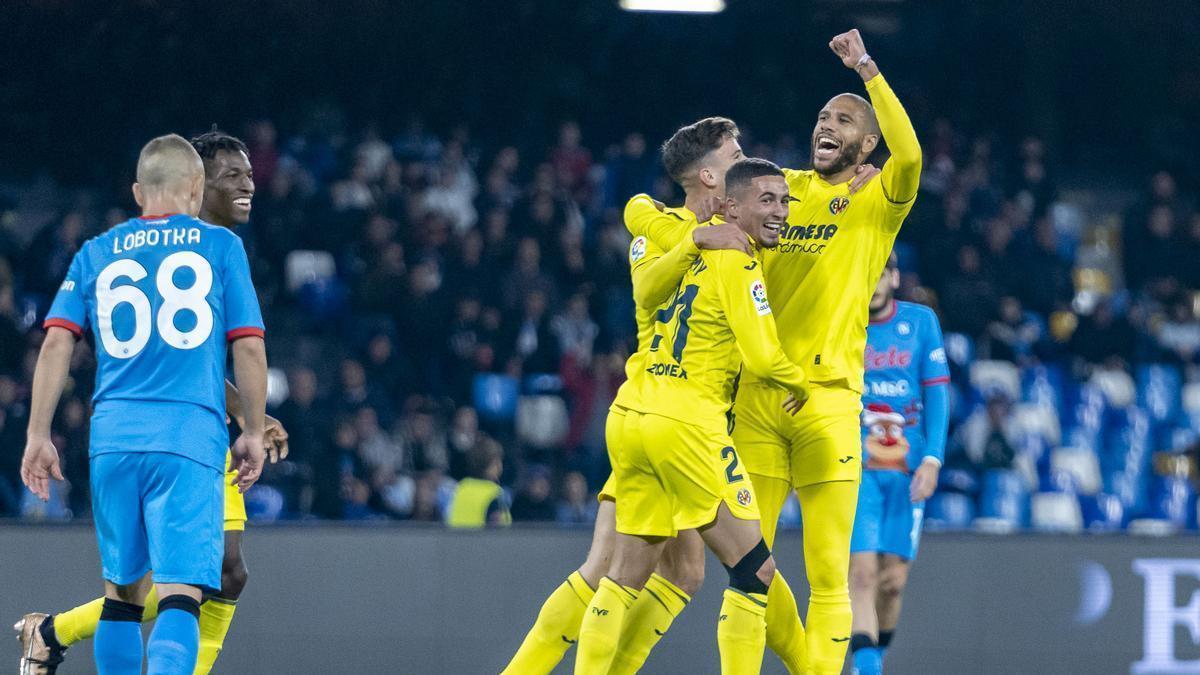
[1,1,1199,672]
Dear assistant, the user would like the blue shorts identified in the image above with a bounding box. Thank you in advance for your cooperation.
[850,469,925,560]
[90,453,224,592]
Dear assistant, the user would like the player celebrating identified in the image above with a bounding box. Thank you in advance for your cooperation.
[15,128,287,675]
[575,158,809,675]
[20,134,268,674]
[730,29,922,674]
[847,254,948,675]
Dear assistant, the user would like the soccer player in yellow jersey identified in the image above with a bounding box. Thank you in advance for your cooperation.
[503,118,754,675]
[732,29,923,674]
[15,129,290,675]
[575,158,810,675]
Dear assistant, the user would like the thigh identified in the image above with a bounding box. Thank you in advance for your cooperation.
[748,472,792,549]
[879,472,922,561]
[788,386,864,489]
[223,450,247,532]
[731,384,791,484]
[614,412,675,538]
[142,454,224,593]
[850,472,885,555]
[90,454,151,586]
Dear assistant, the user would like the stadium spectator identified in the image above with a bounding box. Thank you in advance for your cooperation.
[510,466,556,523]
[447,439,510,528]
[555,471,596,526]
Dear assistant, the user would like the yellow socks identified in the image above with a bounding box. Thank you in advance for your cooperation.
[193,597,237,675]
[609,573,690,674]
[765,571,806,674]
[798,480,858,675]
[717,589,768,675]
[502,571,595,675]
[52,585,159,647]
[575,577,638,674]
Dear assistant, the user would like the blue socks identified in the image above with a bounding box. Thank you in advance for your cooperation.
[147,595,202,674]
[850,633,882,675]
[95,599,144,675]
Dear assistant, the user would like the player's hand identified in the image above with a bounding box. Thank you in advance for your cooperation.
[694,195,725,224]
[910,460,940,503]
[693,222,751,255]
[782,392,808,416]
[849,164,880,194]
[20,436,64,502]
[230,432,266,494]
[264,414,290,463]
[829,29,869,69]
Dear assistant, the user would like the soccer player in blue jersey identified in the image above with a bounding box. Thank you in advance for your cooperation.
[20,134,268,675]
[16,128,287,675]
[847,253,949,675]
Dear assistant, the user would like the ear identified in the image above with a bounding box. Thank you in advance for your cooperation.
[698,166,718,191]
[132,182,145,208]
[861,133,881,157]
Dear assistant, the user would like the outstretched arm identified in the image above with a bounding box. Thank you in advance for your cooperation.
[830,29,922,204]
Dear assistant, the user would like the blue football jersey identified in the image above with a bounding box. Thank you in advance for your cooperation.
[45,214,264,470]
[861,301,949,472]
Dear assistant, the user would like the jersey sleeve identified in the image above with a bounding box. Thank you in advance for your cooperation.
[714,252,810,399]
[624,194,691,250]
[919,307,950,464]
[222,236,265,341]
[43,250,87,338]
[865,75,922,215]
[630,231,699,309]
[919,308,950,386]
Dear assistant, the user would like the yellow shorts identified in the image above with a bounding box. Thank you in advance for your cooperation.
[732,382,863,489]
[614,411,759,538]
[223,450,247,531]
[597,405,631,504]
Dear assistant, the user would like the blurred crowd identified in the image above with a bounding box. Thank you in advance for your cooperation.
[1,115,1197,530]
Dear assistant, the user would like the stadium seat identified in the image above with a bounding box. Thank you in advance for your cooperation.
[1090,368,1135,409]
[1043,469,1080,495]
[1183,383,1200,433]
[1149,476,1194,529]
[978,469,1030,529]
[245,484,286,522]
[472,374,519,422]
[1012,402,1061,446]
[1050,447,1101,495]
[942,332,975,369]
[515,395,570,449]
[1137,364,1183,425]
[1080,492,1125,532]
[925,492,975,531]
[969,360,1021,401]
[938,467,979,495]
[1021,364,1069,420]
[1031,492,1083,533]
[285,249,337,293]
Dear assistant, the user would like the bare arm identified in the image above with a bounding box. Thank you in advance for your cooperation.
[226,377,289,462]
[21,327,76,500]
[229,336,268,491]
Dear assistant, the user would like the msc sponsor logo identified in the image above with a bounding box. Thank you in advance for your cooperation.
[864,345,913,369]
[829,196,850,215]
[736,488,753,506]
[775,223,838,255]
[629,236,647,263]
[646,362,688,379]
[868,379,912,397]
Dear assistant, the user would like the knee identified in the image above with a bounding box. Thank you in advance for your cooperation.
[756,554,777,589]
[849,561,878,593]
[726,539,773,595]
[220,552,249,599]
[111,583,144,605]
[659,551,706,597]
[878,569,908,599]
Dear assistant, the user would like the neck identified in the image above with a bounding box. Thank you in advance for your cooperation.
[683,185,720,216]
[870,298,896,322]
[817,160,864,187]
[141,195,192,219]
[199,206,234,229]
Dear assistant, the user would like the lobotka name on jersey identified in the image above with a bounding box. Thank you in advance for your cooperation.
[112,227,202,255]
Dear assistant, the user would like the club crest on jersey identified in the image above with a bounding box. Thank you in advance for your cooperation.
[629,236,647,263]
[829,196,850,215]
[897,321,912,336]
[737,488,752,506]
[749,279,771,315]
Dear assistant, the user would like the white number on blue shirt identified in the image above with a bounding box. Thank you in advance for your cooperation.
[96,252,214,358]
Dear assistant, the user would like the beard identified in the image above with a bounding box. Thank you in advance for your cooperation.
[813,138,863,177]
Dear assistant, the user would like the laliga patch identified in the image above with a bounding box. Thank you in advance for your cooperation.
[829,196,850,215]
[737,488,753,506]
[750,279,771,315]
[629,236,647,263]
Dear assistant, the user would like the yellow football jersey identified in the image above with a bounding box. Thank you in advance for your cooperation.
[637,244,809,430]
[610,196,700,411]
[747,74,921,394]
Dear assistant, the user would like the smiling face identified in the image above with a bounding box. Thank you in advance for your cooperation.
[727,174,791,248]
[811,94,879,177]
[202,149,255,227]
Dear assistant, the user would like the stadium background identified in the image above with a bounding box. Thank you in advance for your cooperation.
[1,0,1199,672]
